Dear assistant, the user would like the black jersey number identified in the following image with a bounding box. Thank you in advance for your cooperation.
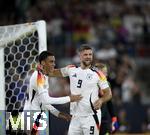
[77,79,82,88]
[90,126,94,134]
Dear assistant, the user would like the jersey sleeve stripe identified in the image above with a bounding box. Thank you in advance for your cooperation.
[37,71,45,87]
[96,70,107,81]
[91,68,107,81]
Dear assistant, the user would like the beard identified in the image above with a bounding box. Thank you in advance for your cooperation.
[82,60,92,67]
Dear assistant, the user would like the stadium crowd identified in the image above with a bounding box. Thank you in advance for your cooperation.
[1,0,150,134]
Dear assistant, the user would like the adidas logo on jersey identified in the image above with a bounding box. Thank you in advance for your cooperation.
[72,73,77,77]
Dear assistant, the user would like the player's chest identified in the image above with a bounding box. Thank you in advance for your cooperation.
[70,70,97,88]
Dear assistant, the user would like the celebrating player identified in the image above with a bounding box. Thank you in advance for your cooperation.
[48,45,112,135]
[23,51,82,134]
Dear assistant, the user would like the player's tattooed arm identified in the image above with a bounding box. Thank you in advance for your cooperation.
[58,112,72,121]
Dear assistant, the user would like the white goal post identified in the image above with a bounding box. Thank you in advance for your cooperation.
[0,20,48,134]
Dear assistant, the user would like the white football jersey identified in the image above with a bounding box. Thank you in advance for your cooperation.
[61,65,110,116]
[23,70,70,116]
[24,70,48,110]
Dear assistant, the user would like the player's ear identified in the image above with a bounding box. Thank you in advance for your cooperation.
[79,52,82,59]
[41,60,45,66]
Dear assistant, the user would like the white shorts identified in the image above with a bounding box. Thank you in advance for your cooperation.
[68,110,101,135]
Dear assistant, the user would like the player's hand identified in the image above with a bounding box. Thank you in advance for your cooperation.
[58,112,72,121]
[111,117,119,134]
[93,98,103,110]
[70,94,82,102]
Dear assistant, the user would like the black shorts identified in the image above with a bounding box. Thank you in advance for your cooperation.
[100,122,111,135]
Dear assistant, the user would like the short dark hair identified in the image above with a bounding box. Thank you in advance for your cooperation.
[38,51,54,64]
[77,44,93,53]
[95,62,107,69]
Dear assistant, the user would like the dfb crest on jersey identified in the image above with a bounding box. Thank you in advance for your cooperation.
[86,74,93,80]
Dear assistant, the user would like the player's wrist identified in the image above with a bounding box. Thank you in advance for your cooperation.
[58,112,63,118]
[58,112,72,121]
[69,94,82,102]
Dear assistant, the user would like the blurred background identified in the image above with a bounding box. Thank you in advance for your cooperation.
[0,0,150,134]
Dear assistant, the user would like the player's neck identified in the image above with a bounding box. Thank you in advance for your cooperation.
[41,68,48,76]
[80,63,92,69]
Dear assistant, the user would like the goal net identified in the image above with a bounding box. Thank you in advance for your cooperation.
[0,20,49,134]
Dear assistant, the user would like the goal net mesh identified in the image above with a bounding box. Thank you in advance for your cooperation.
[3,24,38,111]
